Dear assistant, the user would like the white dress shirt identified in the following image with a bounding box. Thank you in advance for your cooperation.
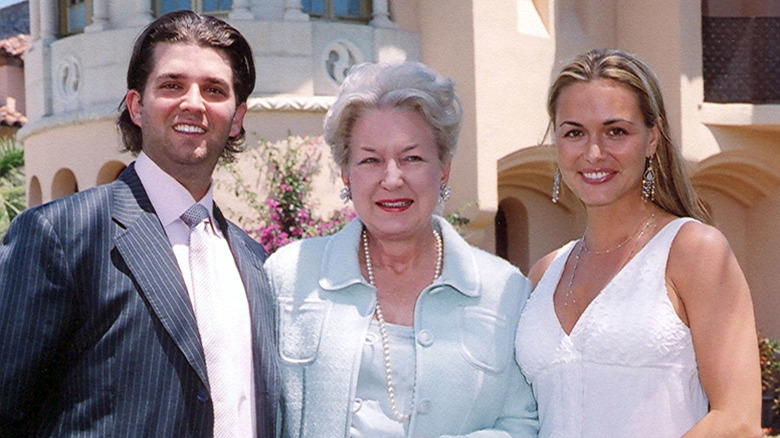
[135,152,257,437]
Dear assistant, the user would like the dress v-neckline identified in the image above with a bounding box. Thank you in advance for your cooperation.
[553,219,677,338]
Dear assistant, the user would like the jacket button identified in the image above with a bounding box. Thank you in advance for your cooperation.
[197,389,209,402]
[417,330,434,346]
[417,399,432,414]
[352,398,363,413]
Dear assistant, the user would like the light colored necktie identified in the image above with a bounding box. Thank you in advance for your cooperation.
[181,204,233,437]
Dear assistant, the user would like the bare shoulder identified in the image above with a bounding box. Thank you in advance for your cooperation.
[668,219,743,301]
[669,219,732,264]
[528,250,559,289]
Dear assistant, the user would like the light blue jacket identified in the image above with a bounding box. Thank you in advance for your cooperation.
[265,216,538,438]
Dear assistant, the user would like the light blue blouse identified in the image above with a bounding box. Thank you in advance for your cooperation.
[350,320,414,437]
[265,216,539,438]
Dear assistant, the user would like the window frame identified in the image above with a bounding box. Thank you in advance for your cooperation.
[58,0,93,37]
[154,0,233,19]
[302,0,372,23]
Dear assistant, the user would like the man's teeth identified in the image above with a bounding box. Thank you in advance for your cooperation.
[174,124,205,134]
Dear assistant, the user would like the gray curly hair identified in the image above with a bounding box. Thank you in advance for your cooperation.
[323,61,463,168]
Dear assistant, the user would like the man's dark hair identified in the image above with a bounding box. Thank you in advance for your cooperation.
[116,10,256,161]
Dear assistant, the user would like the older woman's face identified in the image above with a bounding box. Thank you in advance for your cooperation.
[342,107,449,241]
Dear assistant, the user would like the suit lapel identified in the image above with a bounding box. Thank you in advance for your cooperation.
[214,206,278,409]
[213,205,267,332]
[111,165,209,388]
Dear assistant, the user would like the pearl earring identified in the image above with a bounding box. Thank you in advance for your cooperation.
[340,186,351,203]
[439,185,451,203]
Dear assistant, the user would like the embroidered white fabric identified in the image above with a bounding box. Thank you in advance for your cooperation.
[515,218,708,438]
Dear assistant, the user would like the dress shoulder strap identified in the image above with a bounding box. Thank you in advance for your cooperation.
[532,239,579,297]
[648,217,698,254]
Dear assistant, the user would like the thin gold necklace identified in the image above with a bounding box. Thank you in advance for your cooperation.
[362,227,443,422]
[581,212,656,255]
[564,213,657,313]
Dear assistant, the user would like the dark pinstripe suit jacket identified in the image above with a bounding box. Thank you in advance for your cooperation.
[0,164,281,437]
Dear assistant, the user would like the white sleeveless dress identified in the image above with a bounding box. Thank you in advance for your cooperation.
[515,218,708,438]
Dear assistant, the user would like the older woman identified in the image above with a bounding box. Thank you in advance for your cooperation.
[515,49,761,437]
[265,62,538,437]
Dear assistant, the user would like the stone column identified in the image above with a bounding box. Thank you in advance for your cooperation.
[85,0,109,32]
[284,0,309,21]
[370,0,396,28]
[27,0,55,118]
[128,0,154,27]
[229,0,254,20]
[28,0,40,40]
[37,0,57,42]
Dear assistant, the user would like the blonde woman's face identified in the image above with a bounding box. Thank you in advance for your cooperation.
[554,79,658,209]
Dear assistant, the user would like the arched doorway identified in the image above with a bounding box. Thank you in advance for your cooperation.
[52,168,78,200]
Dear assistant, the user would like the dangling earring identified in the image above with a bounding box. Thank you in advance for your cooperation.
[340,186,352,204]
[439,185,451,203]
[551,168,561,204]
[642,156,656,201]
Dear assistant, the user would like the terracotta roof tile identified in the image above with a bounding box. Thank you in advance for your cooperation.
[0,104,26,127]
[0,34,30,57]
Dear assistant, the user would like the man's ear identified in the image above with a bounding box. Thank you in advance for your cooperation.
[230,102,248,138]
[125,90,143,128]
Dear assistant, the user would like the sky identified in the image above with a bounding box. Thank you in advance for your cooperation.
[0,0,23,9]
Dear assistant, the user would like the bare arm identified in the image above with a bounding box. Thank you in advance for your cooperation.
[668,222,762,437]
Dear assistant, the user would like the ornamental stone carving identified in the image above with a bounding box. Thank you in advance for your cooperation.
[248,96,334,112]
[57,55,81,101]
[323,40,363,85]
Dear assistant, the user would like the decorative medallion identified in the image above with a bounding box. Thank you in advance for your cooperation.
[57,55,81,100]
[324,40,363,85]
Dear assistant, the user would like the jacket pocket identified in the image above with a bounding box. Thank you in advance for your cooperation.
[458,306,512,373]
[276,297,331,365]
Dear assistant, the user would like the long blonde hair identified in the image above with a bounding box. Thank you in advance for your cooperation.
[546,49,710,223]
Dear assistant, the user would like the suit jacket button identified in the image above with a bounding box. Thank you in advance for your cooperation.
[197,389,209,402]
[417,399,432,414]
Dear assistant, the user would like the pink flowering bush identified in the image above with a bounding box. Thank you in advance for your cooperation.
[225,135,356,253]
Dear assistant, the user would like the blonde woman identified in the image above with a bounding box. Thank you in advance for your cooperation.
[515,49,761,437]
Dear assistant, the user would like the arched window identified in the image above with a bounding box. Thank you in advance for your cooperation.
[302,0,372,23]
[156,0,233,18]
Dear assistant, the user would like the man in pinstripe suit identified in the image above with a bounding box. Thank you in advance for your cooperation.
[0,11,280,437]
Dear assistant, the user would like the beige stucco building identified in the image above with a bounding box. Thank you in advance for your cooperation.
[19,0,780,338]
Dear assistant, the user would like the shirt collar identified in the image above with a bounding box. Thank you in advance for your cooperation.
[319,216,480,297]
[134,151,216,228]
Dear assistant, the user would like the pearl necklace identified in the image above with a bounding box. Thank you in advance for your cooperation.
[362,227,443,422]
[564,213,656,312]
